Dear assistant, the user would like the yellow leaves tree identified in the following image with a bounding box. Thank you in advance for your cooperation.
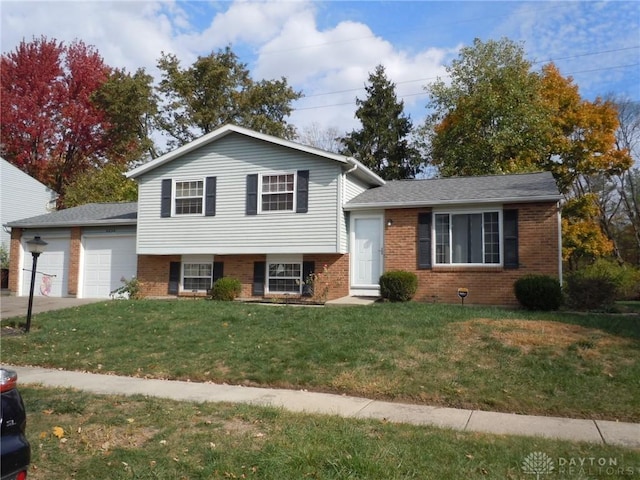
[539,64,632,195]
[539,65,632,268]
[561,194,614,270]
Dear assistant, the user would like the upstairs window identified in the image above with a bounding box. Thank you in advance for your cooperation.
[435,211,501,265]
[175,180,203,215]
[261,173,295,212]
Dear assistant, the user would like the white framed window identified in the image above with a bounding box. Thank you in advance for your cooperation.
[181,255,213,292]
[260,173,295,212]
[434,210,501,265]
[174,179,203,215]
[266,255,302,294]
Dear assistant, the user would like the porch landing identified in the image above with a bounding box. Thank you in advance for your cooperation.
[325,296,379,306]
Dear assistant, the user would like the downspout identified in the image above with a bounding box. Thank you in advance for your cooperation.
[345,158,359,176]
[557,201,563,286]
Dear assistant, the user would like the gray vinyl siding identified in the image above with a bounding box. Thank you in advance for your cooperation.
[339,174,371,253]
[136,134,343,254]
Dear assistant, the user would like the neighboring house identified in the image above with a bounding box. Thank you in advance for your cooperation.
[0,157,57,252]
[7,124,562,305]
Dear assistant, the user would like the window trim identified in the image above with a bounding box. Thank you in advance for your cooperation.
[173,178,205,216]
[265,255,303,295]
[258,172,297,214]
[432,207,504,267]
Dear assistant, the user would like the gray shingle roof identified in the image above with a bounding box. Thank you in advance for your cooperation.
[345,172,561,210]
[6,202,137,228]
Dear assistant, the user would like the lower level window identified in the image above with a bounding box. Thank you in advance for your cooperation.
[183,263,212,291]
[267,262,301,293]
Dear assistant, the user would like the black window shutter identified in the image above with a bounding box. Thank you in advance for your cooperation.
[302,261,315,297]
[213,261,224,283]
[296,170,309,213]
[246,174,258,215]
[504,209,519,269]
[168,261,181,294]
[161,179,172,218]
[252,261,266,296]
[417,212,432,269]
[205,177,216,216]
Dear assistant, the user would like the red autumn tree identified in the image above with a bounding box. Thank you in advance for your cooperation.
[1,36,112,201]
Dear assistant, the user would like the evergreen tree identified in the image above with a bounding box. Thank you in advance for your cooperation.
[340,65,422,180]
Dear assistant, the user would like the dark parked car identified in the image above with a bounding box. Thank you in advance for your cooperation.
[1,368,30,480]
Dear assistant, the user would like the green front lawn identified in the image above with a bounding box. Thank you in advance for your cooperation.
[2,300,639,421]
[22,386,640,480]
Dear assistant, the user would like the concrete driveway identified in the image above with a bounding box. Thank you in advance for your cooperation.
[1,296,103,320]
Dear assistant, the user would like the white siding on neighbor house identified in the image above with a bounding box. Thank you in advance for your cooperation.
[0,158,57,249]
[136,134,344,255]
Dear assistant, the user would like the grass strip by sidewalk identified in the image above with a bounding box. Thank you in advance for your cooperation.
[2,300,639,421]
[22,386,640,480]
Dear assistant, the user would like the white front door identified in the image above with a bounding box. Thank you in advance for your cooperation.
[351,215,383,296]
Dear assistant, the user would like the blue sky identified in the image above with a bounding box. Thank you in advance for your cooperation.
[2,1,639,136]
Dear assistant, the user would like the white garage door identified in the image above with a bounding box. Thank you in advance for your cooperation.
[82,235,137,298]
[21,237,70,297]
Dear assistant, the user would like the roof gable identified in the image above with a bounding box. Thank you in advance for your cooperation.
[126,124,385,186]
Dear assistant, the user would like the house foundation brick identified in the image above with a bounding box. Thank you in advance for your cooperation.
[137,253,350,301]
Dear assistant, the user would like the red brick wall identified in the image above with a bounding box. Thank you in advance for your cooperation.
[384,203,560,305]
[301,254,350,301]
[8,228,22,293]
[136,255,181,297]
[67,227,81,296]
[137,253,350,301]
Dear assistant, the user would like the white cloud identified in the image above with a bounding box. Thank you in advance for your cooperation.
[186,0,313,49]
[1,1,187,75]
[253,12,453,132]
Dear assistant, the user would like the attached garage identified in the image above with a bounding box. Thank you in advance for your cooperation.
[8,202,138,299]
[20,235,70,297]
[81,234,137,298]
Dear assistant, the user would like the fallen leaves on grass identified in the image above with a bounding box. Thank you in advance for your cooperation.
[451,319,631,356]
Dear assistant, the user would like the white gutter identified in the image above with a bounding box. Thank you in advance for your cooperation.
[344,195,563,210]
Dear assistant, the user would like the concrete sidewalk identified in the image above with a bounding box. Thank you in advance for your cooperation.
[7,365,640,449]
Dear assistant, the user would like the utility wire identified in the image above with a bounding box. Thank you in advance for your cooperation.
[293,62,640,112]
[299,46,640,101]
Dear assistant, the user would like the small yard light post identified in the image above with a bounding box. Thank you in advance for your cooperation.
[25,235,47,333]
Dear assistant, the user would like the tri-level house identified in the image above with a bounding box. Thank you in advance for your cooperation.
[7,124,562,305]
